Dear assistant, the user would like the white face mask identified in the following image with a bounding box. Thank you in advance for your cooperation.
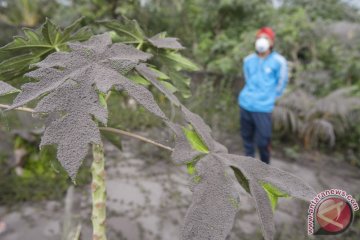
[255,38,270,53]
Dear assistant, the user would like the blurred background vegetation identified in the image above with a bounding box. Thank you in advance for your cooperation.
[0,0,359,204]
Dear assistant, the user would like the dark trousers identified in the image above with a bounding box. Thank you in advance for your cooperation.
[240,107,272,164]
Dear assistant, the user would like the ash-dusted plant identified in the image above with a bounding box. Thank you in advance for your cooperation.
[0,81,19,96]
[273,87,360,148]
[0,19,316,240]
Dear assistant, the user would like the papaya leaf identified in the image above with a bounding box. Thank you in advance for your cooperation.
[100,19,185,51]
[223,155,316,202]
[10,33,152,109]
[160,51,200,71]
[127,72,150,86]
[160,81,178,93]
[220,154,316,240]
[168,71,191,98]
[180,106,215,151]
[155,52,196,97]
[248,179,275,240]
[137,65,179,92]
[148,67,170,80]
[136,63,181,106]
[186,162,196,175]
[167,122,204,165]
[97,18,146,44]
[0,81,19,96]
[181,154,239,240]
[182,125,209,153]
[148,33,185,50]
[262,182,290,211]
[231,166,290,211]
[35,82,107,179]
[0,18,92,82]
[231,166,251,194]
[9,33,167,179]
[100,18,195,98]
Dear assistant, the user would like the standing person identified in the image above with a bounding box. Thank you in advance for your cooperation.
[238,27,288,164]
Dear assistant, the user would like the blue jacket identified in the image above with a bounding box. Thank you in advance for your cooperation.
[238,51,288,113]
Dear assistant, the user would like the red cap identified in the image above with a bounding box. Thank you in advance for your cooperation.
[256,27,275,42]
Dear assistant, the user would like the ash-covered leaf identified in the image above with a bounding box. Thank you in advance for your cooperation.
[136,63,181,106]
[222,154,316,202]
[248,180,275,240]
[0,81,19,96]
[9,33,164,179]
[262,182,289,211]
[34,82,108,124]
[148,33,185,50]
[159,87,314,240]
[183,125,209,153]
[181,154,239,240]
[135,69,214,149]
[34,82,107,179]
[99,18,196,98]
[11,68,67,108]
[181,106,215,151]
[218,154,316,240]
[114,75,167,120]
[167,122,204,164]
[10,33,152,108]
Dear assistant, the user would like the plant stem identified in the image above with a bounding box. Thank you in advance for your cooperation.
[136,41,144,50]
[0,104,34,113]
[99,127,173,152]
[91,144,107,240]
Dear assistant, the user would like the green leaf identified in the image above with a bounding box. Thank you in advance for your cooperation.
[148,67,170,80]
[128,73,150,86]
[62,17,85,40]
[0,81,19,96]
[160,81,178,93]
[98,18,145,44]
[0,18,91,82]
[98,93,108,110]
[0,53,42,81]
[187,162,196,175]
[146,67,182,94]
[182,125,209,153]
[262,182,290,211]
[231,166,251,194]
[161,52,200,71]
[168,71,191,98]
[65,26,92,43]
[42,18,61,45]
